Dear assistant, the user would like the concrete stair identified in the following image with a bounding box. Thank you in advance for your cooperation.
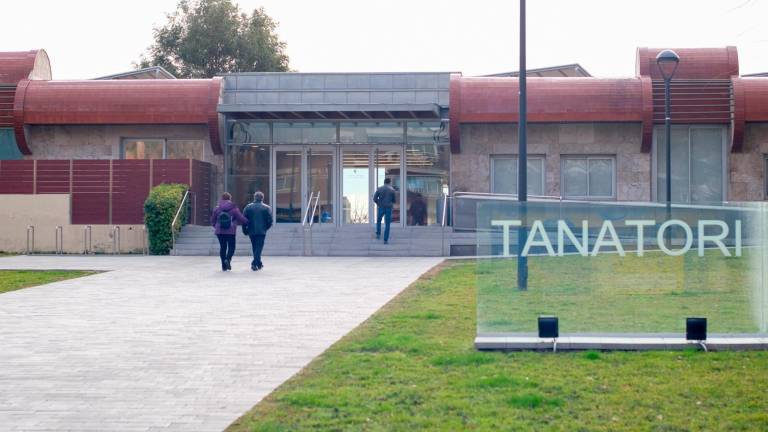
[172,224,453,257]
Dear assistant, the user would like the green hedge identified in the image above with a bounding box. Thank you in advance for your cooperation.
[144,183,189,255]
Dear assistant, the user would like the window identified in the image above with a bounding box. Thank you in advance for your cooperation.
[274,122,337,144]
[407,121,448,145]
[167,140,204,160]
[122,139,164,160]
[228,145,270,207]
[230,122,270,144]
[491,156,545,196]
[122,139,204,160]
[406,144,450,225]
[655,126,725,203]
[0,129,22,160]
[561,156,615,199]
[340,122,403,144]
[765,155,768,199]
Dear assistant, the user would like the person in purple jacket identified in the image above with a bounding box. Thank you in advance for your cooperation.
[211,192,248,271]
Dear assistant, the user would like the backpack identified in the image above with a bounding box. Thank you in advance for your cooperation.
[218,209,233,230]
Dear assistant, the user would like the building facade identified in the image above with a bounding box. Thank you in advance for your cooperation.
[2,46,768,232]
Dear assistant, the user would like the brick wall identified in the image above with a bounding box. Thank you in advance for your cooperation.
[0,159,212,225]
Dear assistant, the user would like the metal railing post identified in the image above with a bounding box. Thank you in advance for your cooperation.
[302,192,321,256]
[112,226,121,255]
[441,193,450,256]
[25,225,35,255]
[141,225,148,255]
[83,225,92,254]
[55,226,63,254]
[302,192,315,227]
[309,192,320,228]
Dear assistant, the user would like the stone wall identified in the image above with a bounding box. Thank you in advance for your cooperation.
[0,194,147,254]
[730,123,768,201]
[23,124,224,200]
[452,122,649,201]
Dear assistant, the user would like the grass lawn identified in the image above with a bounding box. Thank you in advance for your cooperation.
[228,261,768,431]
[478,250,763,334]
[0,270,97,294]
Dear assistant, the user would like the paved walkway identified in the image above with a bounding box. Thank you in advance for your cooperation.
[0,255,442,432]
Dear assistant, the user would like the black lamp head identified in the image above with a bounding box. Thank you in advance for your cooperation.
[686,317,707,341]
[538,316,559,339]
[656,49,680,80]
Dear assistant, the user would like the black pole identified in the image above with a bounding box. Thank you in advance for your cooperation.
[665,76,672,237]
[517,0,528,290]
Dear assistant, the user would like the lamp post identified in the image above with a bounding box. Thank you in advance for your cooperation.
[517,0,528,290]
[656,50,679,231]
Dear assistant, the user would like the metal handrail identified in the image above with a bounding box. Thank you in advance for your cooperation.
[302,192,315,227]
[441,193,450,256]
[111,226,121,255]
[441,193,450,227]
[309,192,320,228]
[170,190,191,255]
[55,226,63,254]
[83,225,92,254]
[25,225,35,255]
[453,191,562,200]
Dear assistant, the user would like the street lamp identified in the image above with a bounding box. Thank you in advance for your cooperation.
[656,50,679,227]
[517,0,528,290]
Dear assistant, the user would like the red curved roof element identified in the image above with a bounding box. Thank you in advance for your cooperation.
[742,78,768,122]
[11,80,33,154]
[449,75,652,152]
[636,47,738,79]
[14,78,224,155]
[640,76,654,152]
[0,50,52,84]
[448,73,462,153]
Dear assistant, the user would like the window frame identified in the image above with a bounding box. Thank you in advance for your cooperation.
[120,138,205,160]
[560,155,616,200]
[764,154,768,200]
[490,154,546,196]
[651,125,727,203]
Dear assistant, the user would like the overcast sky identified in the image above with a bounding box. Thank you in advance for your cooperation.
[2,0,768,79]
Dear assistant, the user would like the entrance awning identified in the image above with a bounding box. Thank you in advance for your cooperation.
[217,103,442,120]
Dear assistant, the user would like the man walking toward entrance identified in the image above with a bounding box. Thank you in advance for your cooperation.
[373,177,396,244]
[242,191,273,271]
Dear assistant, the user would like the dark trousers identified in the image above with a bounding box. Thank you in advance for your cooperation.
[216,234,236,267]
[376,206,393,242]
[249,234,266,268]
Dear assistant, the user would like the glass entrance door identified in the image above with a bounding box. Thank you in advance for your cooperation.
[373,146,403,226]
[307,148,335,224]
[341,149,371,224]
[271,145,404,226]
[274,148,303,223]
[273,146,337,224]
[340,145,404,226]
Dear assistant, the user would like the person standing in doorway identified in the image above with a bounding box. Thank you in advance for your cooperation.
[242,191,273,271]
[373,177,396,244]
[211,192,248,271]
[409,192,428,226]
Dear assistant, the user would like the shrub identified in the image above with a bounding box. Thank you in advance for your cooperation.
[144,183,189,255]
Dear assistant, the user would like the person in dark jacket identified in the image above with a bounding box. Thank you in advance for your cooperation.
[373,177,397,244]
[242,191,273,271]
[211,192,248,271]
[409,192,427,226]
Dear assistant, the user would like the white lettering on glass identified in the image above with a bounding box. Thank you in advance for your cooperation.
[490,218,742,258]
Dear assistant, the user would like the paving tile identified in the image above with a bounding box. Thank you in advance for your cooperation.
[0,256,442,431]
